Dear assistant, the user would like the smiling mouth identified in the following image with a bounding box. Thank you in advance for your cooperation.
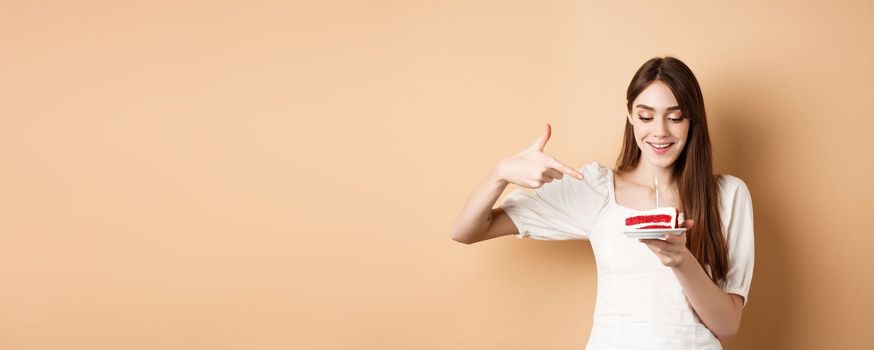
[647,142,674,153]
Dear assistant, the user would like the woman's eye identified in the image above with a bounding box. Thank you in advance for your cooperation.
[668,118,683,122]
[638,115,653,122]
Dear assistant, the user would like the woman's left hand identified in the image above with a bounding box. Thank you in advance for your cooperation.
[640,219,695,267]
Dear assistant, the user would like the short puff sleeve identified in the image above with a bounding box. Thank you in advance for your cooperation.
[498,161,610,240]
[717,175,756,308]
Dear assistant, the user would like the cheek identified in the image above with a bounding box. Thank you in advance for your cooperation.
[632,123,648,139]
[633,127,646,144]
[673,123,690,139]
[675,125,690,149]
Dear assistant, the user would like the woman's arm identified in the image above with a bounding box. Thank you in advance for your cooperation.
[449,166,516,244]
[639,220,744,341]
[670,249,744,342]
[450,124,585,244]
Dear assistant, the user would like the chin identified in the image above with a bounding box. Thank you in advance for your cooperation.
[643,155,677,168]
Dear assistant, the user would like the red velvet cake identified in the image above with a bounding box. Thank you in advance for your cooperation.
[624,207,682,230]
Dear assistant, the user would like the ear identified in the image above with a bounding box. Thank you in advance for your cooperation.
[626,114,633,124]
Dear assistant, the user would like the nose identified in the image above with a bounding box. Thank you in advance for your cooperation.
[652,117,669,138]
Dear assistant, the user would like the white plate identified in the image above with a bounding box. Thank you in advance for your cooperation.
[623,228,687,239]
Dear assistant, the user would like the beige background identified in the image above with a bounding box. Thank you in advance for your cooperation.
[1,1,872,349]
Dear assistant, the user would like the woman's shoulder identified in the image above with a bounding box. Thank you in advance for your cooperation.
[716,173,752,200]
[577,161,611,182]
[574,161,611,197]
[578,161,609,175]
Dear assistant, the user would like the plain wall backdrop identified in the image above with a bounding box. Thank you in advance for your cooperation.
[2,0,873,349]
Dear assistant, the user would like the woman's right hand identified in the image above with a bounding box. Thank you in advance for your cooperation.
[496,123,584,189]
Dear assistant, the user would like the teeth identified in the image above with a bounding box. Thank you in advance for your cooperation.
[649,143,671,149]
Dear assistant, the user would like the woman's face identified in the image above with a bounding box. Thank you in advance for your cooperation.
[627,80,690,169]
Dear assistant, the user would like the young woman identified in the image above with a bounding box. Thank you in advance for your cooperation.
[450,56,754,349]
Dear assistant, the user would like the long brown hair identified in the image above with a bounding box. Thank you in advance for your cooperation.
[616,56,728,284]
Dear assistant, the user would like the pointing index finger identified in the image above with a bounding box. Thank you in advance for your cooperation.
[550,159,584,180]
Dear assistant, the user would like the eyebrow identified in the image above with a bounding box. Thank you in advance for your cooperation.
[635,104,681,112]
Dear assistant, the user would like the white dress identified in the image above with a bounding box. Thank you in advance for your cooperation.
[499,161,755,350]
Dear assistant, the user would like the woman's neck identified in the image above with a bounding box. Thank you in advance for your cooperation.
[623,162,678,189]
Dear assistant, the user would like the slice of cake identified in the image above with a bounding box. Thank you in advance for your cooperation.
[624,207,682,230]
